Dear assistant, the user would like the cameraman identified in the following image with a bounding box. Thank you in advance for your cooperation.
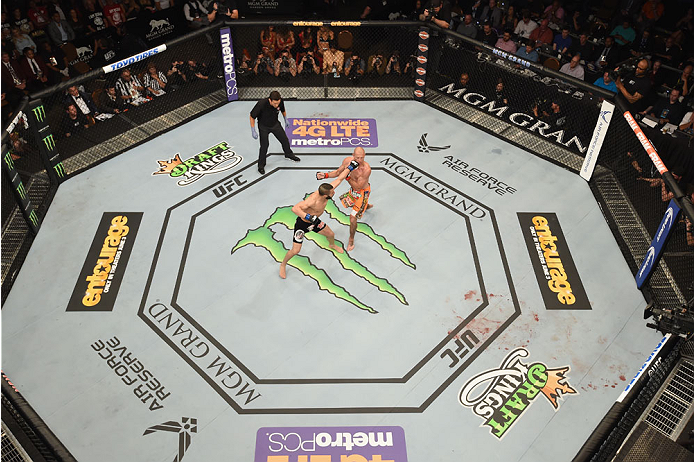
[615,58,652,114]
[419,0,451,29]
[533,100,565,127]
[367,53,387,76]
[345,53,366,82]
[385,51,401,74]
[254,50,274,76]
[274,49,297,81]
[297,51,320,76]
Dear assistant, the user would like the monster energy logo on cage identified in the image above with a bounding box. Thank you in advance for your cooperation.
[54,162,66,178]
[16,182,26,200]
[231,196,415,313]
[32,105,46,123]
[29,210,38,227]
[4,151,14,170]
[43,134,56,151]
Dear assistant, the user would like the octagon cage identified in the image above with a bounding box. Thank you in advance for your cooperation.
[1,19,693,462]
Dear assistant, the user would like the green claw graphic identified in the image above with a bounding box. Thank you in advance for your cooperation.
[231,198,415,313]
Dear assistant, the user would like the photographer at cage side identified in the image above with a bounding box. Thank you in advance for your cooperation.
[297,51,320,76]
[321,41,344,77]
[615,58,652,114]
[385,51,402,74]
[533,100,565,127]
[274,49,297,81]
[344,53,366,82]
[367,52,387,77]
[254,50,274,76]
[419,0,451,29]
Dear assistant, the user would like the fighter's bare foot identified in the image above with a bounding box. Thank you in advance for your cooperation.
[330,244,344,254]
[347,240,355,251]
[279,265,287,279]
[367,203,374,209]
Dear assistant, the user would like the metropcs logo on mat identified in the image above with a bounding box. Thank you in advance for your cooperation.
[231,196,415,314]
[255,426,408,462]
[286,118,378,148]
[459,348,577,439]
[153,141,242,186]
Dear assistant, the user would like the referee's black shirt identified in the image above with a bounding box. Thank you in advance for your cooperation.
[250,99,285,128]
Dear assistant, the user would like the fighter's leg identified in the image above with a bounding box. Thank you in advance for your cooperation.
[317,225,344,254]
[347,214,357,251]
[279,242,303,278]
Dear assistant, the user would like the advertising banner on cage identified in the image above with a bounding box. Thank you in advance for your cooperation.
[219,27,238,102]
[580,100,614,181]
[237,0,295,16]
[286,118,378,148]
[635,199,681,289]
[414,27,430,101]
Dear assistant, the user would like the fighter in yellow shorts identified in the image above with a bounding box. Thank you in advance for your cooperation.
[316,147,373,251]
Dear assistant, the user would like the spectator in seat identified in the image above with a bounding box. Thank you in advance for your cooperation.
[1,51,26,109]
[592,36,619,72]
[516,40,539,62]
[11,28,36,54]
[27,1,50,30]
[542,0,564,29]
[630,29,654,58]
[552,26,571,54]
[493,79,508,105]
[560,54,584,80]
[297,50,320,76]
[184,0,209,29]
[184,59,209,81]
[116,69,146,105]
[457,14,477,39]
[139,0,157,14]
[344,52,366,83]
[501,5,518,31]
[322,41,344,76]
[419,0,451,29]
[678,111,693,135]
[39,41,68,84]
[528,18,553,47]
[166,60,187,87]
[479,21,498,46]
[593,71,617,93]
[534,100,565,127]
[639,0,664,31]
[478,0,502,30]
[46,12,74,45]
[19,47,48,91]
[66,8,86,37]
[91,36,117,68]
[207,0,238,23]
[514,11,537,39]
[275,27,295,55]
[495,30,517,53]
[274,49,297,81]
[154,0,175,10]
[253,50,274,76]
[84,0,108,36]
[297,27,314,59]
[65,84,99,119]
[61,103,90,138]
[260,26,277,60]
[122,0,141,20]
[10,9,33,35]
[643,89,685,126]
[143,62,167,96]
[610,18,635,48]
[667,65,692,99]
[615,58,652,114]
[102,0,126,29]
[99,83,127,113]
[568,33,593,61]
[653,37,682,67]
[459,72,470,88]
[648,59,667,89]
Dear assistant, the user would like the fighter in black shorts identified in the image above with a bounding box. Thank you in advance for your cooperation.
[292,215,326,244]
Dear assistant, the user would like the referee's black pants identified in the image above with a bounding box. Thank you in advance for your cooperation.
[258,122,293,170]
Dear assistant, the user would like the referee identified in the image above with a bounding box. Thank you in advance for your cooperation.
[249,90,300,174]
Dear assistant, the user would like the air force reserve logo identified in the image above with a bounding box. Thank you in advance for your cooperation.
[417,133,450,153]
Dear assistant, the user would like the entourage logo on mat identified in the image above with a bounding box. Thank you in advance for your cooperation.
[459,348,577,439]
[153,141,242,186]
[144,417,197,462]
[231,196,415,314]
[416,133,450,153]
[67,212,143,312]
[254,426,408,461]
[517,213,590,310]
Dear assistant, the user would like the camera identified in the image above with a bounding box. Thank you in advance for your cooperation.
[608,58,638,81]
[645,298,694,337]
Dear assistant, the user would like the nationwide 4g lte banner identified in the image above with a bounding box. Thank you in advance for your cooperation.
[286,118,378,148]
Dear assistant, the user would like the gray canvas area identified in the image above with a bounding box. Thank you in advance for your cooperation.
[1,100,663,461]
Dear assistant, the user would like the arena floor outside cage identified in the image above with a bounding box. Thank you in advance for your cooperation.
[1,100,662,462]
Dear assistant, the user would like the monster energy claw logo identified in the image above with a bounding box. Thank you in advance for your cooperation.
[32,105,46,123]
[231,196,415,313]
[16,182,26,200]
[4,152,14,170]
[29,210,38,227]
[43,134,56,151]
[54,162,65,178]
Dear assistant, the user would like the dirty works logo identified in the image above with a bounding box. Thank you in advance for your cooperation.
[417,133,450,153]
[153,141,242,186]
[458,348,577,439]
